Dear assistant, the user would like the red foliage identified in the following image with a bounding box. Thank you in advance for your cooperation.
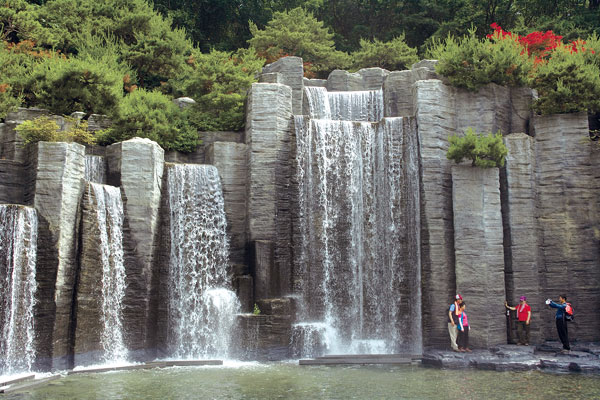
[487,23,594,64]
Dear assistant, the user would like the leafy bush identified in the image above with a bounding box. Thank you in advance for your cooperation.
[248,7,350,76]
[15,115,96,145]
[169,48,264,131]
[351,36,419,71]
[0,0,54,45]
[428,28,532,91]
[98,88,199,152]
[0,85,21,120]
[528,43,600,114]
[28,55,123,117]
[447,128,507,168]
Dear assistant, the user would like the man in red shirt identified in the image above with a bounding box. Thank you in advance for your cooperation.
[505,296,532,345]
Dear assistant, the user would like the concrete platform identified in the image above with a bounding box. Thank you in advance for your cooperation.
[0,375,60,394]
[0,374,35,387]
[299,354,421,366]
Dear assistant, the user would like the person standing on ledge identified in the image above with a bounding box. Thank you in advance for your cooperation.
[457,302,471,352]
[505,296,531,345]
[448,294,463,352]
[546,295,570,353]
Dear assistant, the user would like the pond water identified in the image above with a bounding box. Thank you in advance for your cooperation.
[5,362,600,400]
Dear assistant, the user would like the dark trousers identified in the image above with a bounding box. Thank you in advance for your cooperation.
[556,317,570,350]
[516,321,530,344]
[457,327,469,349]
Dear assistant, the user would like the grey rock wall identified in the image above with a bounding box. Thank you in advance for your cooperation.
[106,138,164,357]
[452,165,506,348]
[262,57,304,115]
[533,113,600,342]
[245,83,293,297]
[32,142,85,370]
[73,184,105,360]
[502,133,542,343]
[205,141,248,264]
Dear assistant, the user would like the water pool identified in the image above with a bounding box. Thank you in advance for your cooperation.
[4,362,599,400]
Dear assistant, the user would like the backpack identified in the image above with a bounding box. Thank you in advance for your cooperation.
[565,303,574,321]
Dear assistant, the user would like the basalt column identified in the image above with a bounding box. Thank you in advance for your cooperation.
[106,138,164,359]
[502,133,542,344]
[533,113,600,342]
[452,165,506,348]
[245,83,293,298]
[32,142,85,370]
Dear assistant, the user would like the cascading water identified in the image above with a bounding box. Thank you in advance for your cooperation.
[166,164,240,359]
[293,86,421,356]
[89,183,128,364]
[84,155,106,184]
[0,205,38,376]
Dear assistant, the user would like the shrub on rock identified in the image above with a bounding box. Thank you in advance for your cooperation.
[447,128,507,168]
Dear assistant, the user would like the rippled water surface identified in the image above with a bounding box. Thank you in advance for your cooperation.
[6,363,600,400]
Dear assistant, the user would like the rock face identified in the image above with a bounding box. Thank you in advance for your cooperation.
[533,113,600,342]
[452,165,506,348]
[32,142,85,370]
[106,138,164,358]
[502,133,542,343]
[245,83,294,297]
[205,142,248,264]
[261,57,304,115]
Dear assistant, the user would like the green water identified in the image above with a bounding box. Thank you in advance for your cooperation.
[5,363,600,400]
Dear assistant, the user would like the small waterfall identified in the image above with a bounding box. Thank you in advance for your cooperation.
[294,86,421,355]
[89,183,128,363]
[304,86,383,121]
[166,164,240,359]
[85,155,106,184]
[0,205,38,376]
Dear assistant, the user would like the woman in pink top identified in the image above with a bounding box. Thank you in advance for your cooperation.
[457,302,471,352]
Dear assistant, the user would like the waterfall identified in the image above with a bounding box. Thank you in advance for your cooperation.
[85,155,106,184]
[0,205,38,376]
[294,87,422,355]
[89,183,128,363]
[304,86,383,122]
[166,164,240,359]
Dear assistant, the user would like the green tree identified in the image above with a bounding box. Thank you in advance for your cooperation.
[428,28,532,91]
[98,89,199,152]
[28,55,123,117]
[447,128,508,168]
[528,43,600,115]
[169,48,265,131]
[351,36,419,71]
[0,0,53,45]
[248,7,350,76]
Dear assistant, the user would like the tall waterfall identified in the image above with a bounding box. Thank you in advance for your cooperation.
[294,87,421,355]
[89,183,128,363]
[0,205,38,376]
[166,164,240,359]
[85,155,106,184]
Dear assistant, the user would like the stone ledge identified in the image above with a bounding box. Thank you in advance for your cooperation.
[422,343,600,374]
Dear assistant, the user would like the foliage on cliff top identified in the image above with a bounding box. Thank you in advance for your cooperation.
[351,35,419,71]
[428,28,532,91]
[248,7,350,77]
[447,128,507,168]
[15,115,96,145]
[97,89,199,153]
[168,48,264,132]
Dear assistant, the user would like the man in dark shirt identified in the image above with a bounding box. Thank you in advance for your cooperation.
[547,295,570,352]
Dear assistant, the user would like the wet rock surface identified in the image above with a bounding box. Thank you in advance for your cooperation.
[422,343,600,373]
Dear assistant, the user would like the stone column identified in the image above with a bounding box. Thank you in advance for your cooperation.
[533,113,600,342]
[452,165,506,348]
[414,80,458,348]
[384,70,416,117]
[106,137,164,358]
[245,83,293,298]
[206,142,248,264]
[32,142,85,370]
[502,133,542,343]
[261,56,304,115]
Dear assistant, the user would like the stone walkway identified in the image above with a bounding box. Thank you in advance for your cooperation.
[422,342,600,373]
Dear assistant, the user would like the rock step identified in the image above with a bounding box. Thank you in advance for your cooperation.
[299,357,415,365]
[0,375,61,394]
[67,360,223,375]
[0,374,36,387]
[318,354,421,360]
